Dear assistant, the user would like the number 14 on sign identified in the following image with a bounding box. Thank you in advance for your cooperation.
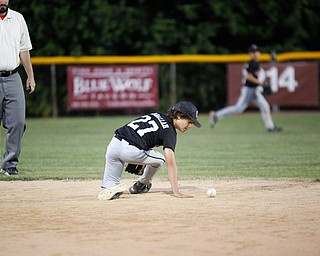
[260,66,298,93]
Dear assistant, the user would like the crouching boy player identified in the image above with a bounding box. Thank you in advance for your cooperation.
[99,101,202,200]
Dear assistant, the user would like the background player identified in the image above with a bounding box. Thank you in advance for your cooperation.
[209,44,282,132]
[99,101,202,200]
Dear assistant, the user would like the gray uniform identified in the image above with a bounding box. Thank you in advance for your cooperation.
[215,60,275,130]
[0,72,26,169]
[102,137,165,189]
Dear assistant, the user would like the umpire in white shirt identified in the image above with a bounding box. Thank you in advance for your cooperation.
[0,0,36,176]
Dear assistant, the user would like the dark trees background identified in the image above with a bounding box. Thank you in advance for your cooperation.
[10,0,320,116]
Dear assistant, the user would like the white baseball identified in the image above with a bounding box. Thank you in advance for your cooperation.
[207,188,217,197]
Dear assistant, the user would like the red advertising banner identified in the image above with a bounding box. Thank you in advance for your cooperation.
[227,62,319,106]
[67,65,158,110]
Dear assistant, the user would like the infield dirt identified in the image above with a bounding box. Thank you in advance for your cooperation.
[1,178,319,256]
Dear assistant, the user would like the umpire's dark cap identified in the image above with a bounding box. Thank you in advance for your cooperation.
[172,101,202,128]
[249,44,260,52]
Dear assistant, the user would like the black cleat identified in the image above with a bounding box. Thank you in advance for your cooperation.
[209,111,218,128]
[267,126,282,133]
[1,167,19,176]
[129,181,152,194]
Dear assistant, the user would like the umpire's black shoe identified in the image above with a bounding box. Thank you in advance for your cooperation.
[1,167,19,176]
[129,181,152,194]
[267,126,283,133]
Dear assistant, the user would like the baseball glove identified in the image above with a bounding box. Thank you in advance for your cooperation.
[124,163,145,175]
[262,81,272,96]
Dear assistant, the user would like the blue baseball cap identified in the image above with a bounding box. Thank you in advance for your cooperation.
[249,44,260,52]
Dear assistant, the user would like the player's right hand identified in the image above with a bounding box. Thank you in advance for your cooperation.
[172,191,193,198]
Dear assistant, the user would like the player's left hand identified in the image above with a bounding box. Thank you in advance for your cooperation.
[124,163,145,175]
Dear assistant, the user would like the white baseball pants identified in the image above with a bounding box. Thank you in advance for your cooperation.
[216,86,275,129]
[101,137,165,189]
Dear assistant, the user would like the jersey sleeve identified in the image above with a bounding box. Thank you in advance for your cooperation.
[162,129,176,151]
[19,13,32,52]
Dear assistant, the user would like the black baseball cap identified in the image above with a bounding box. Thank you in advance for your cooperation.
[248,44,260,52]
[171,101,202,128]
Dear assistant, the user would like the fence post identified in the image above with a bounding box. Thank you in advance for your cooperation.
[50,64,58,117]
[170,63,177,105]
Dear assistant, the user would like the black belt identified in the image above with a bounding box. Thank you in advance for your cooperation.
[0,67,19,77]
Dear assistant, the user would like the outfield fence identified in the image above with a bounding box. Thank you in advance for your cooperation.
[31,52,320,65]
[28,52,320,117]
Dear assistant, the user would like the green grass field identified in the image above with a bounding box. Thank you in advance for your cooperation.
[1,112,319,181]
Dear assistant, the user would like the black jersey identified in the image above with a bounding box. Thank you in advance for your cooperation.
[244,60,260,88]
[115,113,177,151]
